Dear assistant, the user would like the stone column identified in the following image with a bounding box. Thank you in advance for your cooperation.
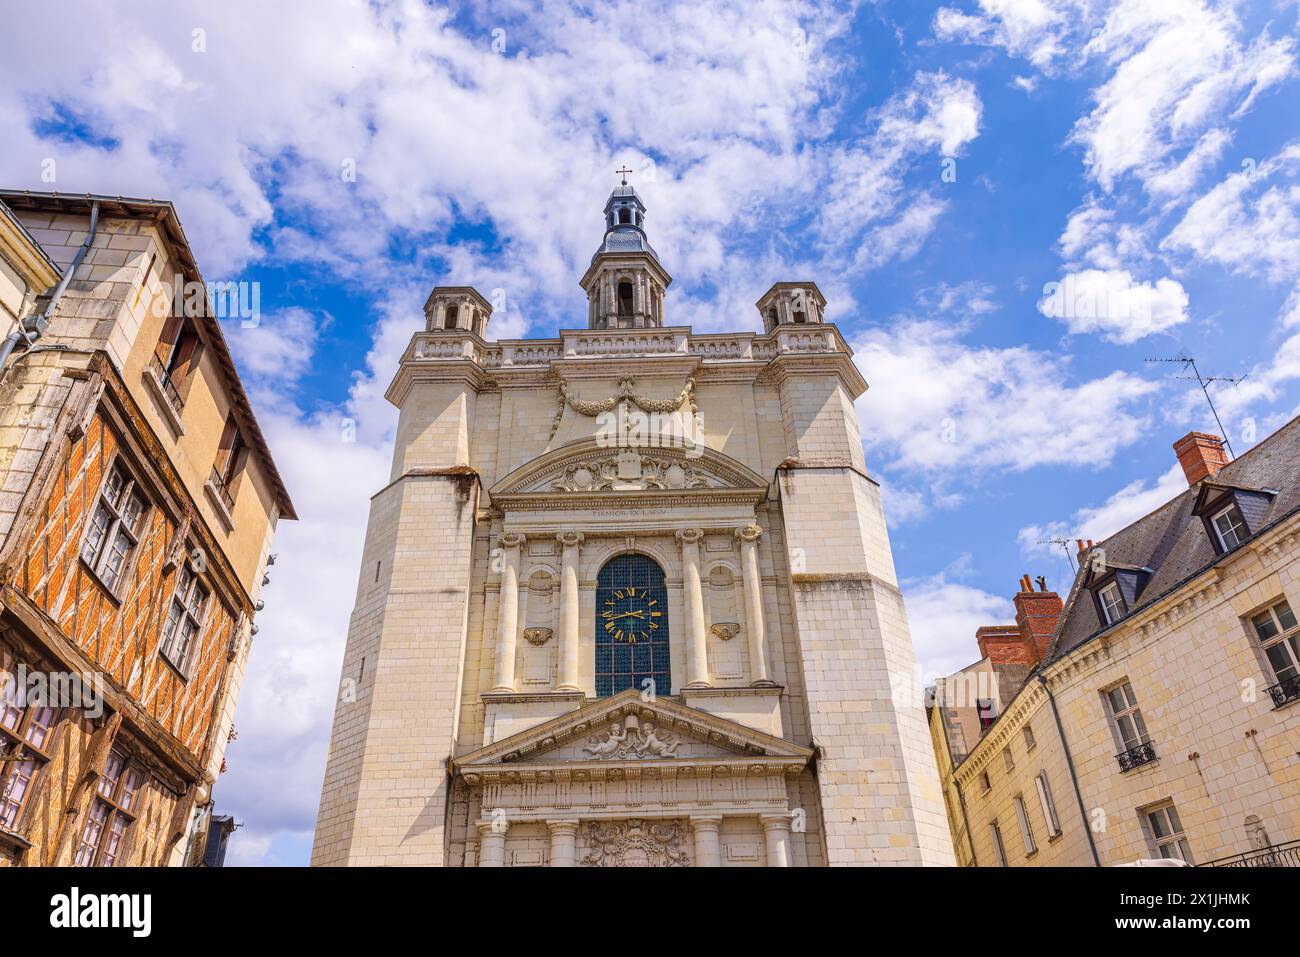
[760,813,792,867]
[677,527,710,688]
[691,815,723,867]
[735,524,773,686]
[557,530,584,691]
[477,819,508,867]
[491,532,525,692]
[547,820,580,867]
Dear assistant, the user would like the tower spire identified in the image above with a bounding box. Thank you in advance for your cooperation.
[580,179,671,330]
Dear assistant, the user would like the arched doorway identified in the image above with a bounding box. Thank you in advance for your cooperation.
[595,553,670,697]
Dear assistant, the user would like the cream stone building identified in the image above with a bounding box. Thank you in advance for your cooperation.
[930,425,1300,868]
[312,182,954,867]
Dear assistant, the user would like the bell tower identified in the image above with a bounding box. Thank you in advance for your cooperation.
[756,282,827,333]
[580,172,671,329]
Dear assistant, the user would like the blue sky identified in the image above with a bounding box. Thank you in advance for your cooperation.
[3,0,1299,866]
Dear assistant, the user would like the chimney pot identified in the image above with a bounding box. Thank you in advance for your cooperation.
[1173,431,1229,486]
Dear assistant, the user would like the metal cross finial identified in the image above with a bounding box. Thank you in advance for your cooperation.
[616,166,633,185]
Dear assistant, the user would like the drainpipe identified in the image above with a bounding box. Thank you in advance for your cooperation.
[954,776,979,866]
[1039,672,1102,866]
[0,200,100,374]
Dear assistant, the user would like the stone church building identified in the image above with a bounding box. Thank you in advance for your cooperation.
[311,182,954,867]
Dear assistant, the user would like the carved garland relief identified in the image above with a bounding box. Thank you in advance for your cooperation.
[549,376,698,439]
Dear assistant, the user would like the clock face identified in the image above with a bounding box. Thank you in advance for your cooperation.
[601,585,664,643]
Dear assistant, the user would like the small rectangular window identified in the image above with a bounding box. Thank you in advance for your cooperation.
[1098,582,1126,625]
[160,560,209,674]
[1002,746,1014,771]
[75,748,145,867]
[979,770,991,793]
[80,461,149,595]
[1107,681,1150,751]
[1014,795,1036,855]
[1144,802,1192,863]
[0,645,61,832]
[1035,771,1062,837]
[1251,600,1300,704]
[208,414,245,515]
[1211,503,1249,551]
[1023,725,1036,750]
[989,821,1008,867]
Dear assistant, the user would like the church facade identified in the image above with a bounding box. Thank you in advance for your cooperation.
[311,184,954,867]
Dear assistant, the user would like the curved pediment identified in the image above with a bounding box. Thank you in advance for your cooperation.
[489,438,769,498]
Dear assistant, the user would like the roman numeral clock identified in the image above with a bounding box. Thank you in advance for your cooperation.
[595,553,671,697]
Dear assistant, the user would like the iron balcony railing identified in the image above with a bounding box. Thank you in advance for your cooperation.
[1266,675,1300,709]
[1116,740,1157,772]
[148,355,184,416]
[1201,839,1300,868]
[209,466,235,513]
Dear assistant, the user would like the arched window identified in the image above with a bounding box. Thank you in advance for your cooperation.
[595,554,670,697]
[444,304,459,329]
[618,207,632,225]
[617,281,634,317]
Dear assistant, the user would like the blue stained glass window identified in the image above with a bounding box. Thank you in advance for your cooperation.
[595,553,671,697]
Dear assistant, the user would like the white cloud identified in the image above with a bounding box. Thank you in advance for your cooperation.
[904,570,1015,678]
[223,308,326,393]
[1056,198,1150,270]
[934,0,1295,195]
[919,280,999,316]
[1144,127,1233,200]
[1019,462,1187,561]
[1038,268,1189,343]
[1163,141,1300,283]
[853,318,1158,475]
[1072,0,1294,191]
[816,71,982,272]
[932,1,1078,71]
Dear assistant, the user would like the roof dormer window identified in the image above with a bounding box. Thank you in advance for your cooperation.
[1211,503,1248,551]
[1098,581,1126,625]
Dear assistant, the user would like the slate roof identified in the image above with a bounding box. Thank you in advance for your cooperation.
[1049,415,1300,659]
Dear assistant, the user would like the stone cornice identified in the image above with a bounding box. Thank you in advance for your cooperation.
[952,680,1049,787]
[453,688,812,773]
[459,756,805,787]
[384,322,866,405]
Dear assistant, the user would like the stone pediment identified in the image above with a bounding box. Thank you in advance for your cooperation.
[489,439,768,498]
[453,689,811,783]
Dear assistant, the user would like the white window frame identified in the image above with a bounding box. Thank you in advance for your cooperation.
[1211,503,1248,551]
[1251,600,1300,685]
[1144,803,1192,863]
[79,461,149,595]
[1105,680,1149,752]
[989,821,1008,867]
[159,559,210,676]
[1013,795,1037,855]
[1035,771,1062,837]
[1098,581,1125,625]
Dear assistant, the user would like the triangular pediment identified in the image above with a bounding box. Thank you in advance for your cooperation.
[489,438,768,498]
[453,690,811,776]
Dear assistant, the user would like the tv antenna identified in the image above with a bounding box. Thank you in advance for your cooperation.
[1038,538,1078,573]
[1145,354,1247,458]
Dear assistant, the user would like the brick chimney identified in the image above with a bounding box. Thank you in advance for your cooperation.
[977,624,1033,665]
[1013,574,1063,664]
[1173,431,1229,486]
